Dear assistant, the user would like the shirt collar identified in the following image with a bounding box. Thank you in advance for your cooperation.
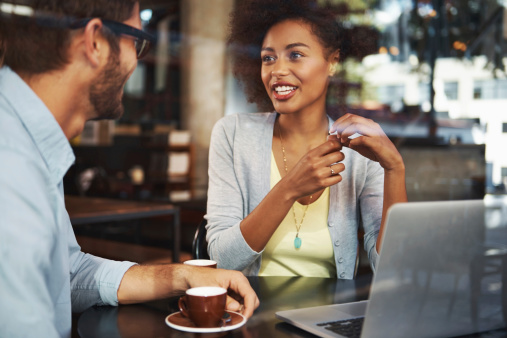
[0,66,75,184]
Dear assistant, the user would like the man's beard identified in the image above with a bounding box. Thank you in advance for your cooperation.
[89,49,129,120]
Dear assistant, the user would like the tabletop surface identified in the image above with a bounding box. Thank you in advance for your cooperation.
[65,195,181,262]
[65,195,178,221]
[75,275,507,338]
[76,275,371,338]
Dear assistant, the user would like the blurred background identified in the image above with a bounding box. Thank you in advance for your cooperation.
[61,0,507,267]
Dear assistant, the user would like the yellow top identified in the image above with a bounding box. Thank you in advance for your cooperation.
[259,152,336,277]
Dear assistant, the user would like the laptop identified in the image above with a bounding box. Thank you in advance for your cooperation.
[276,199,507,338]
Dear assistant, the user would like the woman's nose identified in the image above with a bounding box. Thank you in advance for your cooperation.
[271,59,290,77]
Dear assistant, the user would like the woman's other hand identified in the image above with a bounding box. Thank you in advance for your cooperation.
[329,113,404,172]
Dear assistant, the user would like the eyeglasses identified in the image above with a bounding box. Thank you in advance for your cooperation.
[71,18,154,59]
[0,8,155,59]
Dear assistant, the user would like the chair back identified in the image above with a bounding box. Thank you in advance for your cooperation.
[192,219,210,259]
[354,246,360,279]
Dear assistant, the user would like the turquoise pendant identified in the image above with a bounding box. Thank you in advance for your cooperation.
[294,235,302,249]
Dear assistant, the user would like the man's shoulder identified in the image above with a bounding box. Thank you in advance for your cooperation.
[0,99,38,156]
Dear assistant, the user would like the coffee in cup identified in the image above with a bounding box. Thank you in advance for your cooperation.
[183,259,217,268]
[178,286,227,327]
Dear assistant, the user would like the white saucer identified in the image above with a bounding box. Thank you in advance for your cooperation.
[165,310,246,333]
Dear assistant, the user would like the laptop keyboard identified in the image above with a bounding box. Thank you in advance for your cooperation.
[317,317,364,338]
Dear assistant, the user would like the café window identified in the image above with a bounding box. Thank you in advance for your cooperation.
[377,84,404,105]
[444,81,458,100]
[473,86,482,99]
[473,79,507,100]
[418,82,430,105]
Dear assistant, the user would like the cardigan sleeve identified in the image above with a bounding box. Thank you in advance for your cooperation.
[205,117,262,272]
[359,160,384,272]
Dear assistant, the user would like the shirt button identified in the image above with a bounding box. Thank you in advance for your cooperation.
[338,258,344,263]
[329,222,334,227]
[340,272,346,278]
[334,240,340,246]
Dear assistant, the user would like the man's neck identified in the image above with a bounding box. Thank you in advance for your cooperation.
[18,68,91,140]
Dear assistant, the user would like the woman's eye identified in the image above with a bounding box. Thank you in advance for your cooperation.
[262,55,275,63]
[290,52,304,59]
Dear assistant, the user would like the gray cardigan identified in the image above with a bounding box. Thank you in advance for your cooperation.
[205,112,384,279]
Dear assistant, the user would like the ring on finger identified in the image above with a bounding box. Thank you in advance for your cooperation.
[330,167,336,176]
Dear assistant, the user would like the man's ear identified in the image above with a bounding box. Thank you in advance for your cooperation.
[83,18,106,68]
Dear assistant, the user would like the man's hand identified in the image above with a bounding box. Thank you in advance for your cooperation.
[117,264,259,318]
[181,266,260,318]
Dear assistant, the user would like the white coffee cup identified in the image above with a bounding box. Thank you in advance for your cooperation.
[183,259,217,268]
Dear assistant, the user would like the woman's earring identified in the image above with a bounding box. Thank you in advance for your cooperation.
[329,64,336,76]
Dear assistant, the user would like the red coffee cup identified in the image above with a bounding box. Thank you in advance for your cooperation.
[178,287,227,327]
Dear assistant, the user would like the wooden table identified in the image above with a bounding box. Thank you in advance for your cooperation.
[74,275,507,338]
[75,275,371,338]
[65,195,180,262]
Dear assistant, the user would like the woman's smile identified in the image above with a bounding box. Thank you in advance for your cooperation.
[272,82,298,100]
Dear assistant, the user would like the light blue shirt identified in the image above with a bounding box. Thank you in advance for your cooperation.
[0,66,136,337]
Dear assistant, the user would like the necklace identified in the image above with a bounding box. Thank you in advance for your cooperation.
[278,123,313,249]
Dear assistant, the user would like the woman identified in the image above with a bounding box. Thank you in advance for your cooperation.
[205,0,407,278]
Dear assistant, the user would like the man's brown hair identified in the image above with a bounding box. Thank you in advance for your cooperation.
[0,0,137,74]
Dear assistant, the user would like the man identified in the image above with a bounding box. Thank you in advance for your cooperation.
[0,1,259,337]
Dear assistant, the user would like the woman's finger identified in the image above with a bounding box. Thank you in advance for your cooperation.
[329,113,362,135]
[329,162,345,176]
[321,150,345,167]
[330,114,379,140]
[329,113,355,133]
[309,138,342,157]
[339,122,381,143]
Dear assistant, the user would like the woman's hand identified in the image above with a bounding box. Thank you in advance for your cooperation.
[329,113,404,172]
[281,139,345,200]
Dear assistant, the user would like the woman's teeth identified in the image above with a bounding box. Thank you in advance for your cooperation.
[275,86,296,95]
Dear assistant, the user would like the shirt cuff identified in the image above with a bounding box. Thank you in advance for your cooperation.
[96,260,137,306]
[369,244,380,273]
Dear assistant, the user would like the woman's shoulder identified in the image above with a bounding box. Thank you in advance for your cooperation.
[213,112,277,134]
[210,113,275,162]
[218,112,276,125]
